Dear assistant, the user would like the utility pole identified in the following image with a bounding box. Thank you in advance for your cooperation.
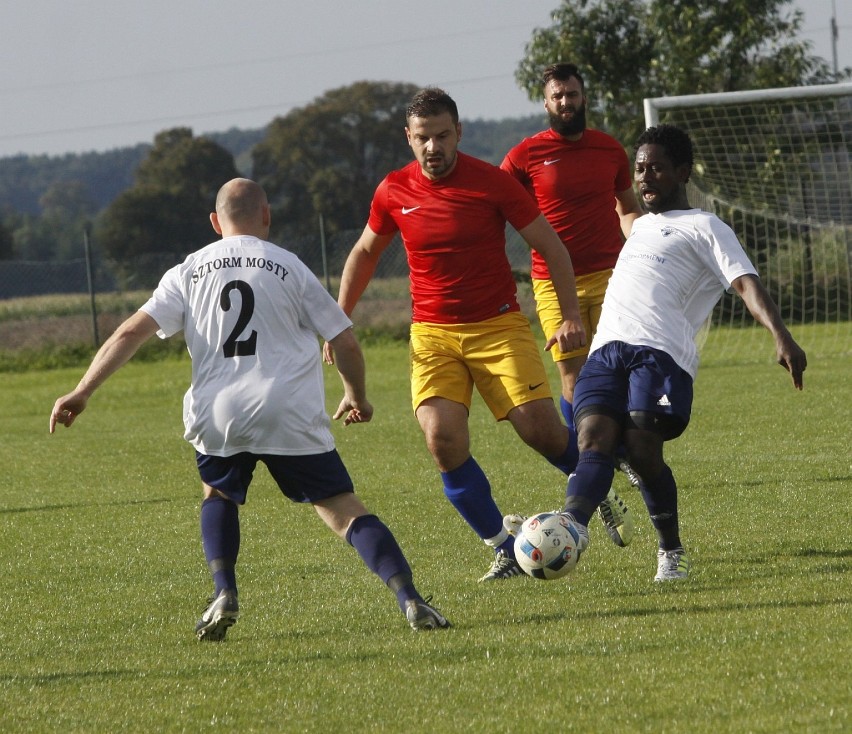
[83,223,100,348]
[831,0,839,79]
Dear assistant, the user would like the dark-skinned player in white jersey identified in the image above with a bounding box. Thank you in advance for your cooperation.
[556,125,806,581]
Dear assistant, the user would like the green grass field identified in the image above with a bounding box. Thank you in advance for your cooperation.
[2,328,849,732]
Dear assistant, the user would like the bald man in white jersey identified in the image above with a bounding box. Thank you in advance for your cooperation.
[50,178,450,638]
[556,125,806,581]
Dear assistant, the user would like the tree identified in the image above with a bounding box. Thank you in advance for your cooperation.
[0,218,14,260]
[95,128,239,283]
[10,214,56,261]
[39,180,97,260]
[134,128,236,205]
[516,0,839,147]
[252,81,420,258]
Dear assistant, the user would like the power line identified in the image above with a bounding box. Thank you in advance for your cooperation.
[0,73,521,144]
[0,23,533,98]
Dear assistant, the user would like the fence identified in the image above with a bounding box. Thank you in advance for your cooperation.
[2,223,848,363]
[0,228,536,352]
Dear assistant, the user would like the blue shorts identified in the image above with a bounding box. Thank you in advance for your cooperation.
[196,450,354,505]
[573,341,693,441]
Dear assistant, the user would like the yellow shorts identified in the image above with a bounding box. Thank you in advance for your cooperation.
[409,312,552,420]
[533,270,612,362]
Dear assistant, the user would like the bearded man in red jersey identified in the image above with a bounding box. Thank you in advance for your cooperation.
[501,63,645,535]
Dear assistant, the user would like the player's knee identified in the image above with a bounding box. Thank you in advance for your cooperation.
[575,410,620,454]
[425,434,470,472]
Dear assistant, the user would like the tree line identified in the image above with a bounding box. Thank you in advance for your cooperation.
[0,105,542,281]
[0,0,844,279]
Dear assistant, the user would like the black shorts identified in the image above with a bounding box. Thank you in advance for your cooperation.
[196,449,354,505]
[574,341,693,441]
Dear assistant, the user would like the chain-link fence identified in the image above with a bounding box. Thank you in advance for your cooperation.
[0,227,537,352]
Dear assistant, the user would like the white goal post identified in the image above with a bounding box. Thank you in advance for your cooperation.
[642,83,852,364]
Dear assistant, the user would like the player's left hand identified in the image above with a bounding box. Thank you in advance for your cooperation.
[777,336,807,390]
[332,397,374,426]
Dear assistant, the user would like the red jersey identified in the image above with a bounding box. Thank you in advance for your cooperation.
[368,152,540,324]
[501,127,632,279]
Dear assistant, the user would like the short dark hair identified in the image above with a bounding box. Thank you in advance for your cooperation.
[635,124,694,177]
[542,63,584,92]
[406,87,459,124]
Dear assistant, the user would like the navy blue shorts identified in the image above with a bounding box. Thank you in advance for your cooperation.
[574,341,693,441]
[196,449,354,505]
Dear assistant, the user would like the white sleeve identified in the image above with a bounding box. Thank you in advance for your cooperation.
[695,214,758,291]
[140,264,186,338]
[297,270,354,341]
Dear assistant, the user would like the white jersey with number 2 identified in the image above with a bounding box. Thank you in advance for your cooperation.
[141,235,353,457]
[590,209,757,378]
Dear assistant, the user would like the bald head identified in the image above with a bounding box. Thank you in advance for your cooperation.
[211,178,271,238]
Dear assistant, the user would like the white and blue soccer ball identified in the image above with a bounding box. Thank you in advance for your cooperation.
[514,512,582,580]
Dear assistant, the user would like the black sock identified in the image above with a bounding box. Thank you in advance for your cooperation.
[639,464,682,551]
[346,515,417,611]
[200,495,240,595]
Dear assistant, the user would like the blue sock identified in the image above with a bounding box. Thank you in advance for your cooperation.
[639,464,682,551]
[442,456,512,556]
[562,450,615,526]
[546,398,578,475]
[200,495,240,595]
[560,397,575,431]
[546,436,579,477]
[346,514,418,611]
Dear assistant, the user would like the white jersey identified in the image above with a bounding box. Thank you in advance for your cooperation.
[590,209,757,378]
[141,235,353,456]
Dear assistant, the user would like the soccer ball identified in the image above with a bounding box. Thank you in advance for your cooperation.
[514,512,582,580]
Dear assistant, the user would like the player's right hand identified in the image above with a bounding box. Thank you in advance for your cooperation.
[49,392,88,433]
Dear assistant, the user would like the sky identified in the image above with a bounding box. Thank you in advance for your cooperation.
[0,0,848,159]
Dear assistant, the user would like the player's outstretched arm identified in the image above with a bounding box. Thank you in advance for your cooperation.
[732,274,807,390]
[49,310,161,432]
[329,327,373,426]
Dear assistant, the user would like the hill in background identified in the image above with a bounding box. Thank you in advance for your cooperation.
[0,115,544,218]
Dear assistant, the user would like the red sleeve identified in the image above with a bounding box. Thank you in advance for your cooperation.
[367,177,399,236]
[495,166,541,233]
[500,140,535,197]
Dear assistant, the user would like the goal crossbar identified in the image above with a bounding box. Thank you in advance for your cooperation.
[644,82,852,127]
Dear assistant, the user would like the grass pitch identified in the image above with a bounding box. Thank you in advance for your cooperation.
[2,327,849,732]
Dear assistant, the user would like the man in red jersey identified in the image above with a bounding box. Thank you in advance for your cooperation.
[501,63,644,542]
[328,88,631,581]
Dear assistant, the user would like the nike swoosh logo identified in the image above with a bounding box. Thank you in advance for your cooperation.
[529,382,544,390]
[401,206,421,214]
[543,159,560,166]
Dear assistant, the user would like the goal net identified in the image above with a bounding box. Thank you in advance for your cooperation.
[643,83,852,366]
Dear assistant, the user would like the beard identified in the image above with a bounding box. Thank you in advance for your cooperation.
[548,103,587,137]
